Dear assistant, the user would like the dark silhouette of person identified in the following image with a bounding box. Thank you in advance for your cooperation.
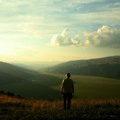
[61,73,74,110]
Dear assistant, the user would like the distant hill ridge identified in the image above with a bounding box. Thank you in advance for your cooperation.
[0,62,37,78]
[46,56,120,79]
[0,61,39,85]
[84,56,120,64]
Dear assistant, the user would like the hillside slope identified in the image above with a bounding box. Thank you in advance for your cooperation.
[0,71,25,85]
[0,62,39,79]
[0,61,41,85]
[46,56,120,79]
[0,62,61,99]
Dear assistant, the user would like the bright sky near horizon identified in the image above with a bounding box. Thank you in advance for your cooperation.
[0,0,120,62]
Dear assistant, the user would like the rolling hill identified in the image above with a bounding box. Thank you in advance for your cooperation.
[0,62,39,79]
[0,62,61,99]
[46,56,120,79]
[0,61,41,85]
[0,56,120,99]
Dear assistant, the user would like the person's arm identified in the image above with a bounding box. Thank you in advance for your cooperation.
[61,80,64,94]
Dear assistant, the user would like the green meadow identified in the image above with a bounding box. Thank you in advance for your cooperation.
[0,71,120,119]
[52,74,120,99]
[1,72,120,99]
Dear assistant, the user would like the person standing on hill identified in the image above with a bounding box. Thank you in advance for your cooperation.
[61,73,74,110]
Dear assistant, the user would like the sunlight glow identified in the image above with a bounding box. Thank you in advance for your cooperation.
[0,44,13,55]
[0,0,119,62]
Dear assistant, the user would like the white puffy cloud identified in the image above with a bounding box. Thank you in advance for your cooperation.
[85,26,120,48]
[50,28,82,46]
[50,26,120,49]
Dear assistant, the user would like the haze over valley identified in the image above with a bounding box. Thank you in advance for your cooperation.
[0,56,120,99]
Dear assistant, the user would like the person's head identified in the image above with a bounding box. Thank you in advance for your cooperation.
[66,73,71,78]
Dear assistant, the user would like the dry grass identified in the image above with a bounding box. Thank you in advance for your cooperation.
[0,94,120,120]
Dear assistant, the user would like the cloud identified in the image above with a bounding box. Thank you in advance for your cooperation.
[84,25,120,48]
[50,28,82,46]
[50,26,120,48]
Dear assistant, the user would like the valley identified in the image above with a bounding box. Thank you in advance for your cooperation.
[0,56,120,99]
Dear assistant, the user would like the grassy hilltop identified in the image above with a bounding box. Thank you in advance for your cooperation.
[0,94,120,120]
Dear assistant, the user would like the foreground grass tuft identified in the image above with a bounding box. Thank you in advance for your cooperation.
[0,94,120,120]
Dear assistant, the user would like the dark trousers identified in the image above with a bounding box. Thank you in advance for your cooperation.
[63,93,72,110]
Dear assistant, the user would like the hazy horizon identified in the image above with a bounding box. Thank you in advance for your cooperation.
[0,0,120,63]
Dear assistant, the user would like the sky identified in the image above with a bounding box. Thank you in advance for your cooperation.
[0,0,120,62]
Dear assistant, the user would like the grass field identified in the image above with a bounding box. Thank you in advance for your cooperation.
[0,73,120,119]
[52,74,120,99]
[0,94,120,120]
[0,73,120,99]
[69,75,120,99]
